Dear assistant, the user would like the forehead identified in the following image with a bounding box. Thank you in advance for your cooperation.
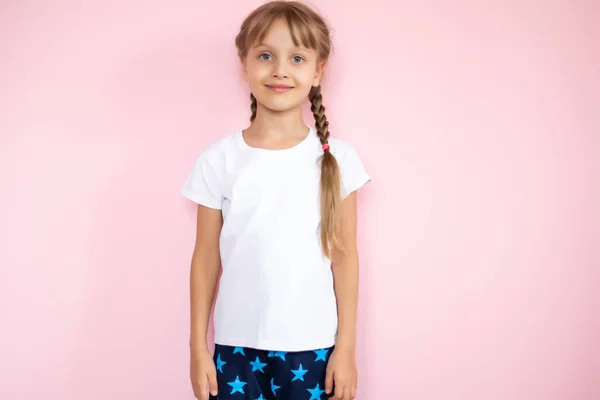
[250,17,316,50]
[260,19,295,44]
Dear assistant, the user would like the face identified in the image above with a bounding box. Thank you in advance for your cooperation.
[242,18,326,115]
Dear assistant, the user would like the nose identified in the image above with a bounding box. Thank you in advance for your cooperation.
[272,60,289,79]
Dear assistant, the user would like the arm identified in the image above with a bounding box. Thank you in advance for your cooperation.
[331,192,360,352]
[190,203,222,351]
[189,204,222,399]
[326,191,360,400]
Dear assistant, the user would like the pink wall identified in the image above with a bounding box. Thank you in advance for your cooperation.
[1,0,598,399]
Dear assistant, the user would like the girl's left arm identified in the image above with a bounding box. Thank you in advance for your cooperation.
[326,191,360,400]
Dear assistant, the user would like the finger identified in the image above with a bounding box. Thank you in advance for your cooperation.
[325,369,334,394]
[196,375,208,400]
[333,382,344,399]
[208,371,219,397]
[198,388,207,400]
[343,385,352,400]
[351,383,357,399]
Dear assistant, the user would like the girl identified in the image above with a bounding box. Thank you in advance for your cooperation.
[181,1,370,399]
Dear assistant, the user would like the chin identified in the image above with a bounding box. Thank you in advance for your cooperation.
[257,96,305,114]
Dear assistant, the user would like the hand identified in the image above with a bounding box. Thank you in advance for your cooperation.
[190,348,218,400]
[325,347,358,399]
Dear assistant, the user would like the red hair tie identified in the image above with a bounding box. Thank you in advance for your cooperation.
[322,143,330,152]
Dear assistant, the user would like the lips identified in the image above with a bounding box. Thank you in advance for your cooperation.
[265,84,294,93]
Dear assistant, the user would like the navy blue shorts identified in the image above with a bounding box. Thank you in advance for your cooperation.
[209,344,334,400]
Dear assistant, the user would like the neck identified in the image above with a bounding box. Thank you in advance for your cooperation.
[248,102,309,139]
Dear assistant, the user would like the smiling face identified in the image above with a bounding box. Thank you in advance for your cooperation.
[242,18,326,115]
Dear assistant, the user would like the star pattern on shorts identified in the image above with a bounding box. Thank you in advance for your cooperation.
[250,356,267,373]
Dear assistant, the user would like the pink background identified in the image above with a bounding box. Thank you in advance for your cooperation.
[1,0,598,399]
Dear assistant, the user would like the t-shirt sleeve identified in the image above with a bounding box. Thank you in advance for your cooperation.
[180,145,223,210]
[337,142,371,200]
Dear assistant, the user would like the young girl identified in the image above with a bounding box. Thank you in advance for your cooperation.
[181,2,370,399]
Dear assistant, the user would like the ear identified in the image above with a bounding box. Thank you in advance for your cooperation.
[241,58,248,81]
[312,61,327,87]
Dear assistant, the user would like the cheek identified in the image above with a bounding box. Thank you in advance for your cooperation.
[245,65,266,91]
[295,67,317,86]
[247,62,270,80]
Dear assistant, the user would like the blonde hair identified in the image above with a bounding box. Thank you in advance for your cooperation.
[235,1,342,258]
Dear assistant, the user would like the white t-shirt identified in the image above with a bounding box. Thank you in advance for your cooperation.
[181,127,371,351]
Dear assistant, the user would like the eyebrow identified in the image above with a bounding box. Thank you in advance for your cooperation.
[254,43,311,52]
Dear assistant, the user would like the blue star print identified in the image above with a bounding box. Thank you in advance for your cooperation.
[307,383,325,400]
[267,351,275,357]
[291,363,308,381]
[227,376,247,394]
[216,354,227,373]
[270,378,281,395]
[255,395,265,400]
[249,356,267,373]
[275,351,287,361]
[313,349,328,362]
[233,347,245,356]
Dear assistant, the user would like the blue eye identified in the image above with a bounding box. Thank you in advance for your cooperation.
[292,56,305,63]
[259,53,272,61]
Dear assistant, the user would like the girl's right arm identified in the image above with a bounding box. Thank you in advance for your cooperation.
[189,204,223,400]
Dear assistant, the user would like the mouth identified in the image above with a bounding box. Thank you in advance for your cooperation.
[265,84,294,93]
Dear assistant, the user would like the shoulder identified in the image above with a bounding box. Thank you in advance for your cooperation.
[192,131,239,166]
[327,137,361,163]
[327,136,371,198]
[182,132,240,207]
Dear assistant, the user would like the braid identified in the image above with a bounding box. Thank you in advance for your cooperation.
[309,85,342,258]
[309,86,330,145]
[250,93,257,122]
